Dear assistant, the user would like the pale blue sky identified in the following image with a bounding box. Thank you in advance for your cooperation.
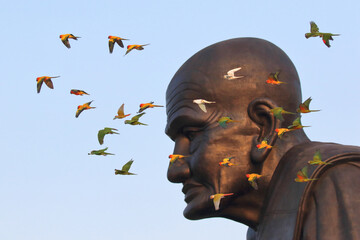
[0,0,359,239]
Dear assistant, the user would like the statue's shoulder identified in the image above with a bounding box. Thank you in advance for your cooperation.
[293,142,360,240]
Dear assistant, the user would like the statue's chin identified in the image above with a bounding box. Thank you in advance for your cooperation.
[183,193,216,220]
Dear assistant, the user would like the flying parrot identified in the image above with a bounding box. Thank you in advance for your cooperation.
[97,127,119,145]
[287,116,310,131]
[266,71,286,85]
[70,89,89,96]
[115,159,136,175]
[269,107,295,121]
[256,139,273,150]
[246,173,262,190]
[308,150,332,165]
[296,97,320,113]
[294,166,318,182]
[114,103,131,120]
[138,102,163,113]
[59,34,80,48]
[36,76,60,93]
[193,99,216,113]
[275,128,291,138]
[219,157,235,166]
[218,117,240,128]
[124,112,147,126]
[305,21,340,48]
[210,193,234,211]
[224,67,244,80]
[108,35,129,53]
[88,147,114,156]
[125,44,150,55]
[75,101,95,118]
[169,154,189,165]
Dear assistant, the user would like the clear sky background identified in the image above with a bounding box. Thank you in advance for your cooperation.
[1,0,359,239]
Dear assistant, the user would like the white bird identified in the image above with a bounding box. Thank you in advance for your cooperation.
[193,99,216,113]
[224,67,244,80]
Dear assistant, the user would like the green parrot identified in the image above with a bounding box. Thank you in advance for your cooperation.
[124,112,148,126]
[269,107,295,121]
[305,21,340,47]
[297,97,321,113]
[295,166,318,182]
[88,147,114,156]
[308,150,332,165]
[287,116,310,131]
[97,127,119,145]
[115,159,136,175]
[218,117,240,128]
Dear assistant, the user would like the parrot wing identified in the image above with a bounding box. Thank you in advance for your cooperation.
[116,39,124,48]
[132,112,145,121]
[109,40,115,53]
[310,21,319,33]
[249,180,258,190]
[85,101,93,106]
[218,120,227,128]
[292,117,302,127]
[75,107,84,118]
[125,46,134,55]
[117,103,125,116]
[121,159,134,172]
[227,67,241,76]
[97,129,106,145]
[303,97,312,108]
[272,108,284,121]
[37,79,44,93]
[313,150,322,162]
[197,103,207,112]
[44,79,54,89]
[300,166,309,179]
[62,38,71,48]
[322,34,332,47]
[213,196,221,211]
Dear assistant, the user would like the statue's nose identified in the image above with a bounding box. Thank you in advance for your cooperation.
[167,137,191,183]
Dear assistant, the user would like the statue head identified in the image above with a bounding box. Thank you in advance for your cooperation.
[165,38,309,227]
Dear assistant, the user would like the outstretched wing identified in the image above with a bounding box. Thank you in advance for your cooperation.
[322,34,332,47]
[98,129,106,145]
[132,112,145,121]
[313,150,322,162]
[227,67,241,77]
[197,103,207,112]
[62,38,71,48]
[37,79,43,93]
[109,40,115,53]
[117,103,125,116]
[121,159,134,172]
[303,97,312,108]
[44,79,54,89]
[249,180,258,190]
[116,39,124,48]
[310,21,319,33]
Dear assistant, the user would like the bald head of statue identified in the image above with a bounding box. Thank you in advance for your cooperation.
[165,38,311,228]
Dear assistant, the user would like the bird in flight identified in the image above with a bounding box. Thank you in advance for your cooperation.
[115,159,136,175]
[88,147,114,156]
[193,99,216,113]
[124,113,147,126]
[70,89,89,96]
[97,127,119,145]
[36,76,60,93]
[114,103,131,120]
[108,35,129,53]
[210,193,234,211]
[125,44,149,55]
[224,67,244,80]
[59,34,80,48]
[305,21,340,47]
[75,101,95,118]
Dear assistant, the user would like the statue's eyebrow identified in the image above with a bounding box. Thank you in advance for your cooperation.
[165,112,205,140]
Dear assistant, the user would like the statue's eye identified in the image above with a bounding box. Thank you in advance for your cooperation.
[182,127,202,141]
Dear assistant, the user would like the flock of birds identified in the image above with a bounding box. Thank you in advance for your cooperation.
[37,33,160,175]
[169,21,339,211]
[36,21,339,211]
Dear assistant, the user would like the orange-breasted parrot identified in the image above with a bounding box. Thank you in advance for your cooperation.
[115,159,136,175]
[287,117,310,131]
[114,103,131,120]
[169,154,189,165]
[295,166,318,182]
[224,67,244,80]
[256,139,273,149]
[124,112,147,126]
[308,150,332,165]
[305,21,340,48]
[76,101,95,118]
[266,71,286,85]
[210,193,234,211]
[125,44,149,55]
[219,157,235,166]
[59,34,80,48]
[193,99,216,113]
[218,117,240,128]
[138,102,163,113]
[70,89,89,96]
[108,35,129,53]
[296,97,320,113]
[246,173,262,190]
[88,147,114,156]
[98,127,119,145]
[275,128,291,138]
[36,76,60,93]
[270,107,295,121]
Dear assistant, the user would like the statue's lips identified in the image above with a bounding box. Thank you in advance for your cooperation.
[182,181,203,203]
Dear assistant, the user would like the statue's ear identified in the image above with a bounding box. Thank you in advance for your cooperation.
[247,98,281,164]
